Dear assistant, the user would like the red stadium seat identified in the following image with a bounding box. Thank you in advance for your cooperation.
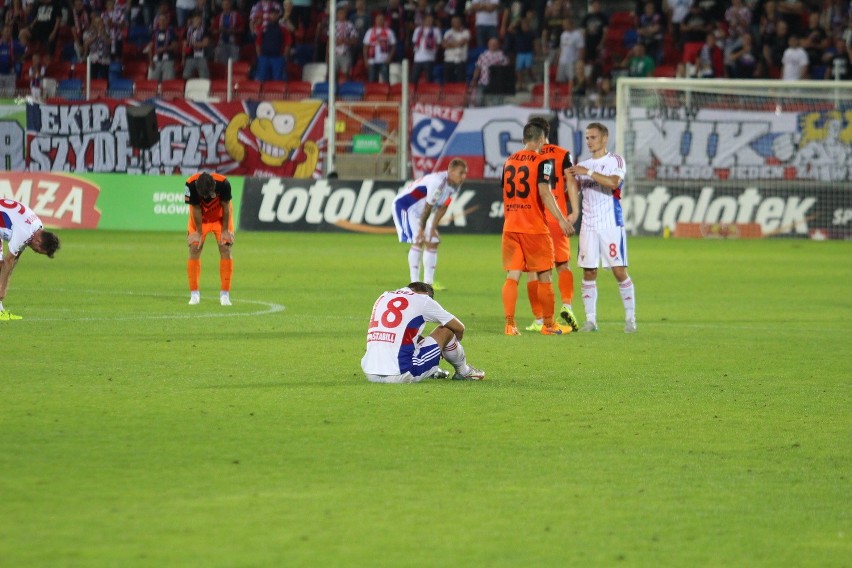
[233,79,261,100]
[160,78,185,100]
[134,78,160,99]
[440,83,468,107]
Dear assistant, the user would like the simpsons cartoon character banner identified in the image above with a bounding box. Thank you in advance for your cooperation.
[23,99,326,178]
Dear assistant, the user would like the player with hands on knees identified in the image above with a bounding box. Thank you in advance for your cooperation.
[185,171,235,306]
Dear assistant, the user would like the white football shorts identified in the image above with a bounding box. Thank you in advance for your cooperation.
[392,206,439,244]
[577,226,629,269]
[364,336,444,383]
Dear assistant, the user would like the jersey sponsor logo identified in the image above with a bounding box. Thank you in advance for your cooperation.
[0,173,101,228]
[367,330,397,343]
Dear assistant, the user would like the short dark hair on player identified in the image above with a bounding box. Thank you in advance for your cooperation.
[408,281,434,298]
[40,230,60,258]
[197,172,215,194]
[523,122,547,143]
[587,122,609,137]
[527,116,551,137]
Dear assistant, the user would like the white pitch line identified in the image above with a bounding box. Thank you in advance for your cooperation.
[21,290,286,322]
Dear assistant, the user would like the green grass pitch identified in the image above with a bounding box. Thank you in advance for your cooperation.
[1,230,849,567]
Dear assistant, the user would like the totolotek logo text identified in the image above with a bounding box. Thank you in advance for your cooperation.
[623,185,820,236]
[241,177,480,233]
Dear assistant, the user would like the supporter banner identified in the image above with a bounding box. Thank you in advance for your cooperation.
[239,177,504,234]
[24,99,326,178]
[0,100,27,171]
[629,107,852,183]
[622,182,852,238]
[0,172,244,231]
[410,103,618,179]
[409,104,543,179]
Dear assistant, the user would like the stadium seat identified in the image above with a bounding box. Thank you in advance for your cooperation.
[302,62,328,86]
[282,80,312,100]
[440,83,468,107]
[233,79,261,100]
[87,78,108,99]
[56,78,83,100]
[312,81,329,101]
[47,61,73,80]
[160,78,185,100]
[209,61,228,80]
[123,61,149,81]
[134,78,160,99]
[414,82,441,104]
[230,61,252,81]
[108,77,134,99]
[261,80,287,100]
[388,82,404,102]
[210,79,230,101]
[388,62,402,85]
[364,82,389,101]
[338,81,365,101]
[184,78,212,101]
[286,62,302,81]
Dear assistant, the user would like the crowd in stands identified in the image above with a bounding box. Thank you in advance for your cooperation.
[0,0,850,106]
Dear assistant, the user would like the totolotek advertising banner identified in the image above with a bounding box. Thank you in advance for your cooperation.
[22,99,325,178]
[0,172,244,231]
[238,176,851,238]
[239,176,504,234]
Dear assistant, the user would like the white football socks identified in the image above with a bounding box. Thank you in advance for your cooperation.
[408,247,422,282]
[423,249,438,284]
[581,280,597,324]
[442,337,469,374]
[619,277,636,323]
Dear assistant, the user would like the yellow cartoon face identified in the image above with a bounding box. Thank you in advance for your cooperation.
[250,101,322,166]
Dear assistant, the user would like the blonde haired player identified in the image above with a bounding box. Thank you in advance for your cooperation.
[392,159,468,290]
[185,172,235,306]
[567,123,637,333]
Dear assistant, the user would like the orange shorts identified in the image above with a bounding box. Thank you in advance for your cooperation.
[502,231,554,273]
[187,204,234,243]
[548,222,571,264]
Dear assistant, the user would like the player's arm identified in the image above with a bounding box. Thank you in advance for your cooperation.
[562,152,580,225]
[188,204,203,247]
[428,203,450,241]
[0,251,21,302]
[219,179,234,245]
[568,164,622,191]
[415,201,434,245]
[539,160,573,236]
[441,316,465,341]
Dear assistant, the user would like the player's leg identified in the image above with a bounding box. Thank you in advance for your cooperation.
[501,232,524,335]
[393,201,422,282]
[577,226,601,331]
[426,329,485,381]
[552,227,578,330]
[602,227,635,333]
[216,211,235,306]
[525,271,543,331]
[409,336,450,381]
[422,218,440,287]
[187,217,205,305]
[529,234,570,335]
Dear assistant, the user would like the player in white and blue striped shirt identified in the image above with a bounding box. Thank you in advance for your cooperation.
[567,123,637,333]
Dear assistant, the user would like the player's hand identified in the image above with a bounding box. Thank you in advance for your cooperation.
[566,165,586,177]
[559,218,574,237]
[220,231,234,246]
[428,227,440,243]
[413,228,425,245]
[567,212,578,226]
[187,232,202,248]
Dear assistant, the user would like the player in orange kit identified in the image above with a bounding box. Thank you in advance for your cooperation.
[185,172,235,306]
[501,120,574,336]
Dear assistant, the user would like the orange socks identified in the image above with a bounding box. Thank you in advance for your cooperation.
[558,269,574,305]
[187,259,201,291]
[526,280,542,319]
[502,279,518,326]
[220,258,233,292]
[537,281,556,326]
